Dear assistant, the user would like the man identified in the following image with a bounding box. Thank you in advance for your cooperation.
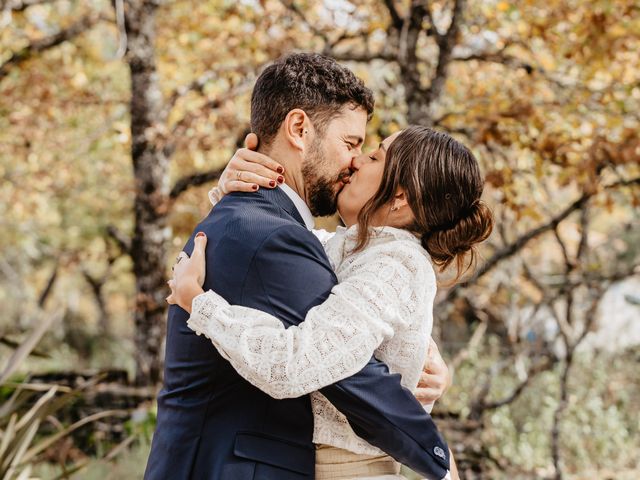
[145,53,451,480]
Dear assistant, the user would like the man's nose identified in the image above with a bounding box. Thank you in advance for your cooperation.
[351,154,363,171]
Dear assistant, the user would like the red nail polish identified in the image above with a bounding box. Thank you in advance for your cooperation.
[196,232,205,238]
[277,176,284,184]
[252,184,259,190]
[269,180,276,187]
[277,166,284,174]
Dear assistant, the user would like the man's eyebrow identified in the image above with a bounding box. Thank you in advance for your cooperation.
[345,135,364,145]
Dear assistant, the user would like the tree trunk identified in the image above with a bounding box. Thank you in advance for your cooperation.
[397,0,465,126]
[125,0,170,386]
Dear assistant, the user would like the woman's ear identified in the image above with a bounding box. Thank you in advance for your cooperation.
[390,188,416,226]
[391,189,410,211]
[283,109,310,152]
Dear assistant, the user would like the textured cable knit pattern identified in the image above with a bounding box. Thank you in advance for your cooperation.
[187,225,437,455]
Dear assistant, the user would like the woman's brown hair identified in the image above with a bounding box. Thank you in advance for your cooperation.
[354,125,493,281]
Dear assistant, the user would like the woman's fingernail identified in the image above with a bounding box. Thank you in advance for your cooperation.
[269,180,276,188]
[252,184,259,190]
[277,166,284,174]
[277,176,284,184]
[196,232,205,238]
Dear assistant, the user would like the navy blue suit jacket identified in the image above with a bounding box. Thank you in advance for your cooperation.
[145,187,449,479]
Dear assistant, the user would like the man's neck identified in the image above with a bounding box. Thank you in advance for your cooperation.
[282,174,305,202]
[278,183,315,230]
[262,144,307,206]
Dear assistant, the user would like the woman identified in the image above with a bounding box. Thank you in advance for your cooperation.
[168,126,493,479]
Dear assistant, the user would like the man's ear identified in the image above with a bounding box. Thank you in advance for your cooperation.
[283,109,311,152]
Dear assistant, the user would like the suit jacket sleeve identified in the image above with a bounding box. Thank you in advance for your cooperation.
[247,224,450,479]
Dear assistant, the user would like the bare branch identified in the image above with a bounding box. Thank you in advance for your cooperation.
[469,363,498,419]
[2,0,55,11]
[106,225,131,256]
[613,176,640,188]
[169,168,225,200]
[279,0,329,45]
[166,79,253,148]
[444,194,589,302]
[113,0,127,58]
[397,1,427,123]
[548,203,606,479]
[549,297,573,346]
[423,0,466,106]
[479,356,553,412]
[0,11,102,80]
[443,176,640,303]
[552,227,573,273]
[450,318,487,370]
[586,266,640,285]
[330,51,397,63]
[399,1,425,70]
[81,268,111,334]
[383,0,403,31]
[576,204,590,262]
[0,337,49,358]
[551,354,569,480]
[454,52,534,73]
[452,50,574,90]
[551,285,606,480]
[166,63,262,112]
[167,70,219,109]
[521,259,545,295]
[0,309,63,384]
[37,262,58,308]
[169,127,250,200]
[326,29,374,53]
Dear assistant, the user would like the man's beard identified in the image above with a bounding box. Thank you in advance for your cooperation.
[302,137,343,217]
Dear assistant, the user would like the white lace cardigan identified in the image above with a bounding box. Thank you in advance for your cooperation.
[187,224,437,455]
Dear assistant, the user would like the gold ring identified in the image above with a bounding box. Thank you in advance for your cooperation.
[236,171,242,181]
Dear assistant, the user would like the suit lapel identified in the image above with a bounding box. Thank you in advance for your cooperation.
[257,187,307,229]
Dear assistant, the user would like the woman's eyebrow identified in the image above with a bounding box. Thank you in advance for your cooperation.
[379,142,387,152]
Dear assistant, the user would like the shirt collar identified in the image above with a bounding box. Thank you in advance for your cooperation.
[279,183,315,230]
[336,224,421,245]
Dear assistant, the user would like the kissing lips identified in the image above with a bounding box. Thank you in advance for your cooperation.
[338,172,352,184]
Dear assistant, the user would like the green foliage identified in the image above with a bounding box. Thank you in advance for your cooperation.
[34,438,151,480]
[0,311,128,479]
[440,340,640,477]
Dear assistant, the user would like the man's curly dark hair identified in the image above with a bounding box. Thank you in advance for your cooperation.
[250,52,375,149]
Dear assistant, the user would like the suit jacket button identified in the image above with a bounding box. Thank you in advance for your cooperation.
[433,446,446,459]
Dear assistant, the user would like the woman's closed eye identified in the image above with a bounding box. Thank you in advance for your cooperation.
[368,151,381,162]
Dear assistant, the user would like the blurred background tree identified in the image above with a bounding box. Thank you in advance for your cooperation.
[1,0,638,478]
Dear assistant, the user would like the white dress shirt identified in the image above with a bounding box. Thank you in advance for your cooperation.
[279,183,315,230]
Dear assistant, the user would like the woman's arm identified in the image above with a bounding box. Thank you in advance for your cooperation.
[185,243,435,399]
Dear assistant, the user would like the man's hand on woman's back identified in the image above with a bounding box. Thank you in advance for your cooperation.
[415,338,451,406]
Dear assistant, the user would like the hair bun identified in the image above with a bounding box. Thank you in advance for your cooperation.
[421,200,493,275]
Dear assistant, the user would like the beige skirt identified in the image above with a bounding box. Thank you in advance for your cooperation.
[315,444,405,480]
